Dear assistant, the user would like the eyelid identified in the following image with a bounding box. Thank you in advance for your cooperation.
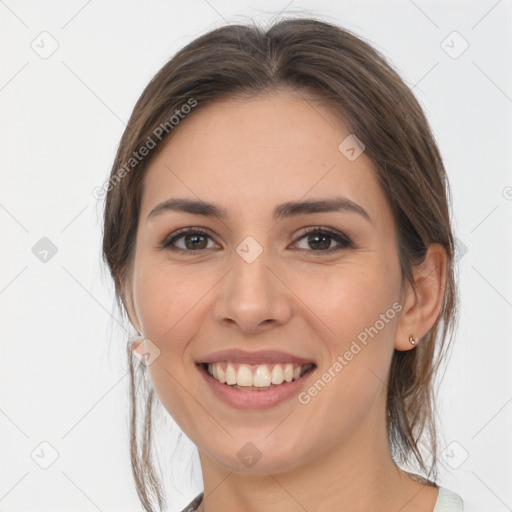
[159,226,219,251]
[292,226,353,252]
[159,225,353,254]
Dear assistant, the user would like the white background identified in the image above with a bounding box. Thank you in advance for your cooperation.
[1,1,511,511]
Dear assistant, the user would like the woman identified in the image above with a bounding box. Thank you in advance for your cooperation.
[102,17,463,512]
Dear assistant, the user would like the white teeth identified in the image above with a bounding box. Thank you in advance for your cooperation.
[270,364,284,384]
[206,361,313,387]
[283,363,294,382]
[225,363,237,385]
[253,365,271,387]
[237,364,253,386]
[217,364,226,384]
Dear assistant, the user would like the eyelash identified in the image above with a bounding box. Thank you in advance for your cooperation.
[159,226,354,256]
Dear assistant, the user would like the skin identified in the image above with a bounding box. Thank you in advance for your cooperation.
[125,89,447,512]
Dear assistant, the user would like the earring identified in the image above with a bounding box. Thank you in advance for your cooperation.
[129,332,143,349]
[409,336,418,345]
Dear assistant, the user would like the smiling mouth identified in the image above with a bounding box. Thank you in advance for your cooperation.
[199,361,316,391]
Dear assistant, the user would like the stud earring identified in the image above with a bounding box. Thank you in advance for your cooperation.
[129,332,143,349]
[409,336,418,345]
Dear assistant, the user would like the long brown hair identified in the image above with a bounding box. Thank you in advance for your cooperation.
[102,17,459,511]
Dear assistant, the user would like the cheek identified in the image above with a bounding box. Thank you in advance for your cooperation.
[293,264,400,413]
[298,264,399,352]
[295,271,398,444]
[132,264,209,431]
[133,260,205,344]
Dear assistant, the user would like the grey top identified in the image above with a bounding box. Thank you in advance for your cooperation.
[180,486,463,511]
[433,486,464,511]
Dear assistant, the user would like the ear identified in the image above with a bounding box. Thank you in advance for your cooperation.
[122,272,143,337]
[395,243,447,351]
[123,277,147,357]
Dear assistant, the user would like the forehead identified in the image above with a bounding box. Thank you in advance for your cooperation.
[140,90,389,227]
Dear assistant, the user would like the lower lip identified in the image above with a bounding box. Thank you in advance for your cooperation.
[197,363,316,409]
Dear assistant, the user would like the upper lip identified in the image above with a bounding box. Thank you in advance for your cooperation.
[196,349,316,366]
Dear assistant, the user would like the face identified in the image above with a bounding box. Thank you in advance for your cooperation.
[126,89,410,475]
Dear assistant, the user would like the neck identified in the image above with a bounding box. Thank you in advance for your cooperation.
[195,397,437,512]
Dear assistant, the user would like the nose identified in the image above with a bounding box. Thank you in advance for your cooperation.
[213,245,293,334]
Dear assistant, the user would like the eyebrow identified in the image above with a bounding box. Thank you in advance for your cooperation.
[146,197,372,224]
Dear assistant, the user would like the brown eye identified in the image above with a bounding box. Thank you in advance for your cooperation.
[159,226,353,256]
[294,227,353,255]
[181,233,208,250]
[161,228,218,253]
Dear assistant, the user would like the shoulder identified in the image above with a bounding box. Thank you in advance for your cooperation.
[179,492,203,512]
[433,486,464,511]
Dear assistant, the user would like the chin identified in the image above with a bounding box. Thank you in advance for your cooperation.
[202,437,309,476]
